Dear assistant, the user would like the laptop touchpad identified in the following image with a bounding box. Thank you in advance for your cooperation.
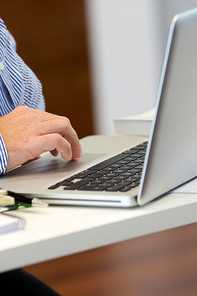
[6,153,105,177]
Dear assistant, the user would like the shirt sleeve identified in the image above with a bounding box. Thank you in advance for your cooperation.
[0,18,46,174]
[0,133,8,175]
[0,17,45,116]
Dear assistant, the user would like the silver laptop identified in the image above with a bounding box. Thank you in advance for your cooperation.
[1,8,197,208]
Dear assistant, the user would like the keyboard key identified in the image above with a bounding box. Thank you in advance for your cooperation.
[98,176,114,181]
[48,183,62,190]
[88,154,129,171]
[74,170,91,178]
[105,184,126,192]
[63,179,89,190]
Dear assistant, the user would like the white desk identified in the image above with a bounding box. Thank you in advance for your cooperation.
[1,135,197,273]
[0,191,197,273]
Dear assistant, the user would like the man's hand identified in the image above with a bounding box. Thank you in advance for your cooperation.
[0,106,82,170]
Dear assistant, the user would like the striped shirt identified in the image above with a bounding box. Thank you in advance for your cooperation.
[0,18,45,174]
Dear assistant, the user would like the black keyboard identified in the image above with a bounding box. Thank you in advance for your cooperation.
[48,141,148,192]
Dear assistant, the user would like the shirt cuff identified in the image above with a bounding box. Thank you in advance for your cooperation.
[0,133,8,175]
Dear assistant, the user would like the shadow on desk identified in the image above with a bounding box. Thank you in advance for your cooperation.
[24,222,197,296]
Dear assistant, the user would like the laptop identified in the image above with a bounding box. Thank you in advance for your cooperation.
[1,8,197,208]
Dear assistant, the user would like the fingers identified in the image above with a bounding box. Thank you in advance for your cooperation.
[39,117,82,160]
[32,134,73,161]
[3,106,82,170]
[20,107,82,160]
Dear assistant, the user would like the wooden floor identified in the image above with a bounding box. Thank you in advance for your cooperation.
[24,222,197,296]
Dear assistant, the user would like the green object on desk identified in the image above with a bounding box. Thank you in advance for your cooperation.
[0,189,48,208]
[0,203,31,212]
[0,203,19,212]
[6,204,20,211]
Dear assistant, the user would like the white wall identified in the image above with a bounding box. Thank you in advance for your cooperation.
[85,0,197,135]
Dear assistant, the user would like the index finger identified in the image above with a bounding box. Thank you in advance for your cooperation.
[40,117,82,159]
[64,124,82,160]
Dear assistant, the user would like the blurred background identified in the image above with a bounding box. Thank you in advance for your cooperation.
[2,0,197,136]
[1,0,93,139]
[2,0,197,295]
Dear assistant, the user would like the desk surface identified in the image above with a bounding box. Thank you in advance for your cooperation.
[1,135,197,273]
[0,191,197,273]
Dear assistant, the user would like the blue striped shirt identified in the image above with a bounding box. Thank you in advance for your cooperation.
[0,18,45,174]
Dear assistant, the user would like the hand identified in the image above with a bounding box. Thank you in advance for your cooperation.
[0,106,82,170]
